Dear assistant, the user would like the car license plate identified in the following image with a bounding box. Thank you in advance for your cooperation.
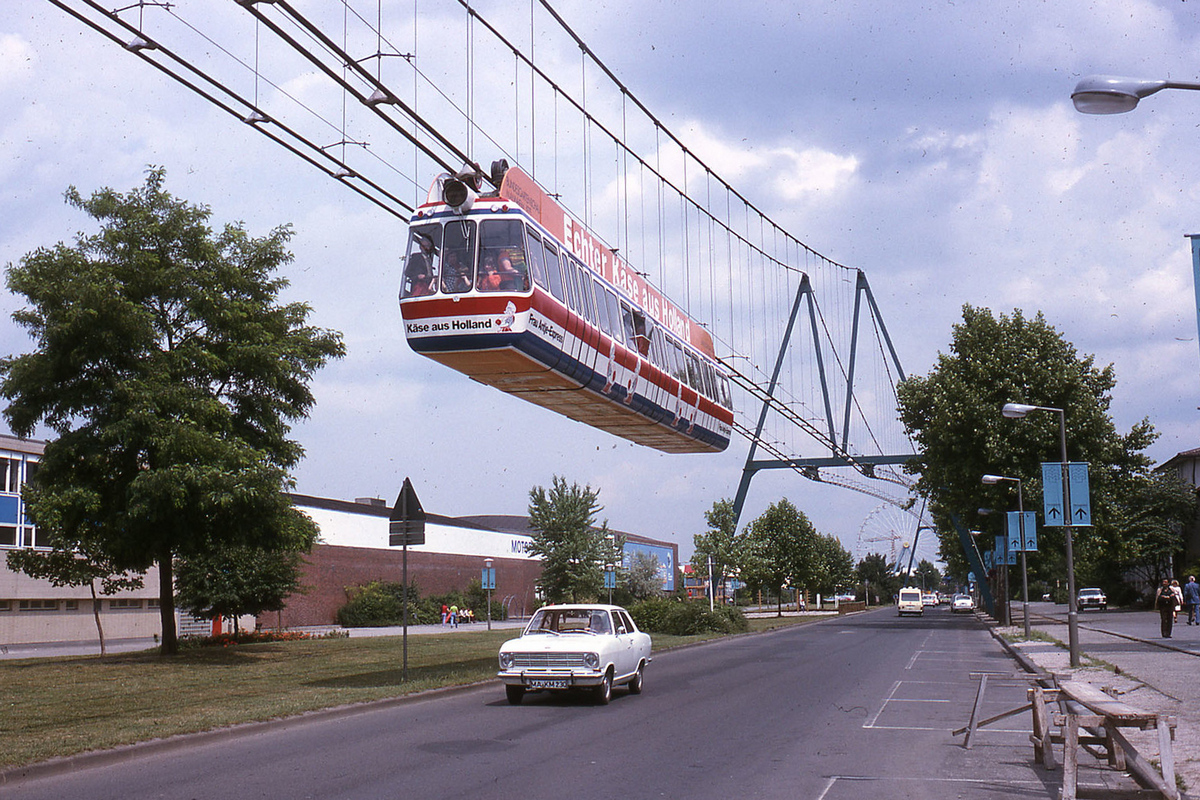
[528,679,569,689]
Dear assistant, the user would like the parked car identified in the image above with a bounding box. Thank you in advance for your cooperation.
[951,594,975,613]
[497,604,651,705]
[1077,587,1107,611]
[897,588,924,616]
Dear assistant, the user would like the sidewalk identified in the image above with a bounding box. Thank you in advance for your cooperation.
[996,603,1200,796]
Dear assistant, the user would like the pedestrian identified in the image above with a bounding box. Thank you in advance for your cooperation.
[1156,579,1176,638]
[1185,576,1200,626]
[441,603,449,626]
[450,604,459,628]
[1172,579,1184,622]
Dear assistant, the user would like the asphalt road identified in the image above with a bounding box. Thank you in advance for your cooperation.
[4,606,1102,800]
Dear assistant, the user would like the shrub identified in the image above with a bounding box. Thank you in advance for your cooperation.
[629,598,748,635]
[336,581,437,627]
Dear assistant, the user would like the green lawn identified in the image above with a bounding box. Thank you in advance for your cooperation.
[0,614,819,771]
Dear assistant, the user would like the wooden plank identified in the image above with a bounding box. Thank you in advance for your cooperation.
[1109,725,1179,800]
[1058,680,1156,724]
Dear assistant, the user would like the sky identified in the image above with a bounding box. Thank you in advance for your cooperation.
[2,0,1198,568]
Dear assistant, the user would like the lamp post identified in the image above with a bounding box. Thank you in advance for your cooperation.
[1072,75,1200,397]
[983,474,1030,638]
[1002,402,1080,667]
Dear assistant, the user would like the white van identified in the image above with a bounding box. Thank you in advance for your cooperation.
[897,588,924,616]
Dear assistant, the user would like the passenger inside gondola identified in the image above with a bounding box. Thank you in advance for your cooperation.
[497,254,529,291]
[441,249,472,293]
[401,233,438,298]
[478,254,502,291]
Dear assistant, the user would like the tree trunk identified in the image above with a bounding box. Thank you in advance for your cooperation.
[158,548,178,656]
[89,580,107,656]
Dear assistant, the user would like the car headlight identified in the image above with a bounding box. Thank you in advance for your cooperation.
[499,653,514,670]
[583,652,599,669]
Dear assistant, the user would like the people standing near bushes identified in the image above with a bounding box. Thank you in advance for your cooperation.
[1185,576,1200,626]
[441,603,449,626]
[1171,579,1184,622]
[450,604,459,628]
[1156,579,1177,638]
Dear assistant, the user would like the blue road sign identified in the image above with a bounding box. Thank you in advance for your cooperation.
[1067,462,1092,526]
[1042,462,1065,526]
[481,567,496,590]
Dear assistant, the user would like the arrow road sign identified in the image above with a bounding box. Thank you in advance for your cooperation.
[1007,511,1038,552]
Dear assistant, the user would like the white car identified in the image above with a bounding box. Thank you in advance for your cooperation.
[951,593,975,613]
[498,604,652,705]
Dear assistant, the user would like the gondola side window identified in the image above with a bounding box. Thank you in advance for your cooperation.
[619,302,637,351]
[402,225,441,298]
[575,262,595,324]
[440,220,476,294]
[604,290,623,349]
[478,219,530,292]
[543,244,566,303]
[525,228,548,291]
[592,278,613,337]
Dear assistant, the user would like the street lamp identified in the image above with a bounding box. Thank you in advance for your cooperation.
[982,474,1031,639]
[1001,402,1081,667]
[1071,74,1200,115]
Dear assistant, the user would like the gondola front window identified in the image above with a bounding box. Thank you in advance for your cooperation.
[478,219,531,292]
[402,225,441,298]
[440,220,476,294]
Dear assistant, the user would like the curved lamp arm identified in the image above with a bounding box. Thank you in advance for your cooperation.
[1072,74,1200,114]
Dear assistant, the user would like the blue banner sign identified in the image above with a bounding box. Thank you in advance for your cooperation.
[1067,462,1092,526]
[1042,462,1065,526]
[1006,511,1038,552]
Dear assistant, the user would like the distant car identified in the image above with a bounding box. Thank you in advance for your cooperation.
[1077,588,1107,611]
[951,594,975,613]
[921,593,938,607]
[833,592,856,604]
[897,588,924,616]
[497,604,651,705]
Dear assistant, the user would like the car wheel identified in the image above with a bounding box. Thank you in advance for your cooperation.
[628,662,645,695]
[594,670,613,705]
[505,685,525,705]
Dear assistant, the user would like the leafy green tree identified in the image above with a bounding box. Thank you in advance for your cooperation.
[856,552,899,605]
[897,305,1155,585]
[739,498,818,615]
[691,498,739,604]
[913,559,942,592]
[174,533,315,633]
[1098,470,1198,594]
[527,476,610,603]
[0,169,344,655]
[809,533,855,597]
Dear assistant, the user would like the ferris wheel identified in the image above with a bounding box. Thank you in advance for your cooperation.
[855,503,941,573]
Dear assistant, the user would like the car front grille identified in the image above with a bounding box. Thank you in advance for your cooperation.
[508,652,588,669]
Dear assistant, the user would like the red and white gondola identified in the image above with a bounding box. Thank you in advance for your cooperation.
[399,161,733,454]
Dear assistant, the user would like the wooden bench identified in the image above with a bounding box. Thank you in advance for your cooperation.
[1030,680,1178,800]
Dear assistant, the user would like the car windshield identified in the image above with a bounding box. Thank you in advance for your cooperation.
[526,608,611,635]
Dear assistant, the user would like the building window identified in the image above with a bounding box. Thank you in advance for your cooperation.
[63,599,79,611]
[19,599,57,612]
[147,598,160,609]
[0,525,15,547]
[109,598,142,610]
[0,600,11,612]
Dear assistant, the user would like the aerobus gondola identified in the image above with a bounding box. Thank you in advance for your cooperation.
[398,161,733,454]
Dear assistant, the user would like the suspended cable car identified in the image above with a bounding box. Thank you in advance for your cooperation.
[399,160,733,453]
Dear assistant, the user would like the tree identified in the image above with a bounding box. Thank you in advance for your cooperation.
[809,533,855,598]
[691,498,739,604]
[912,559,942,592]
[626,551,663,601]
[897,305,1156,584]
[856,552,899,605]
[527,476,610,603]
[739,498,818,615]
[174,537,315,634]
[0,169,344,655]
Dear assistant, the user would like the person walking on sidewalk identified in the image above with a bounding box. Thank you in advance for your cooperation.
[1156,579,1176,638]
[1184,576,1200,626]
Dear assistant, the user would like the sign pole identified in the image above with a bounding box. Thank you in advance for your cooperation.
[389,478,427,682]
